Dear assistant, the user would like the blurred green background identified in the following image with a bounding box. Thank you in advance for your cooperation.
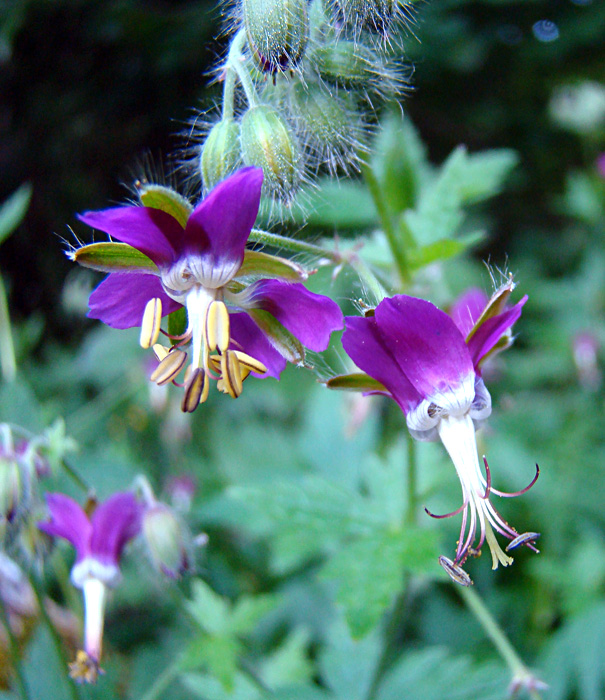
[1,0,604,699]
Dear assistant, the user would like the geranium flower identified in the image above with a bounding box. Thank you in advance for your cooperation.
[72,167,343,411]
[335,281,539,583]
[39,492,141,683]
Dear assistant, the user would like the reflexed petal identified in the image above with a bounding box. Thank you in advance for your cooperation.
[79,206,184,266]
[467,296,527,369]
[450,288,489,338]
[90,492,142,567]
[375,296,474,406]
[88,273,181,329]
[229,313,287,379]
[342,315,422,412]
[38,493,93,562]
[184,167,263,265]
[237,279,343,351]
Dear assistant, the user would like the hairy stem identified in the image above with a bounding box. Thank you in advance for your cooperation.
[226,29,259,109]
[0,273,17,382]
[249,228,339,262]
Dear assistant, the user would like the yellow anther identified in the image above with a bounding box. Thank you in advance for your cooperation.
[152,343,170,362]
[232,350,267,375]
[205,300,230,353]
[220,350,243,398]
[68,650,102,684]
[150,349,187,385]
[140,297,162,349]
[181,368,208,413]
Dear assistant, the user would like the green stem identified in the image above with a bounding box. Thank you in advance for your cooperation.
[29,572,82,700]
[405,434,417,526]
[361,164,411,286]
[60,459,92,494]
[0,272,17,382]
[458,586,544,700]
[248,228,339,262]
[140,658,181,700]
[348,255,389,305]
[0,595,30,700]
[226,29,259,108]
[222,66,236,121]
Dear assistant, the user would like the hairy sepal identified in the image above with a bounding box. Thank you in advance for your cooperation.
[72,242,158,274]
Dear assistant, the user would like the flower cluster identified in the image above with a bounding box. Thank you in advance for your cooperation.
[72,167,343,412]
[331,279,540,584]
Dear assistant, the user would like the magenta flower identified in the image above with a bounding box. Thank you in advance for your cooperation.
[39,492,141,682]
[340,285,539,583]
[74,167,343,411]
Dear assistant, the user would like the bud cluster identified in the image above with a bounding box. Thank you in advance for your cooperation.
[192,0,416,204]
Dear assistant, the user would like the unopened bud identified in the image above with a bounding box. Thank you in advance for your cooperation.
[240,105,301,202]
[141,503,190,579]
[200,119,242,191]
[0,454,23,525]
[243,0,309,74]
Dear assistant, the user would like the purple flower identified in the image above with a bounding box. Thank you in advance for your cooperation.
[39,492,141,682]
[341,285,539,582]
[76,167,343,411]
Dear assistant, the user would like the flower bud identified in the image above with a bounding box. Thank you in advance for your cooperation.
[243,0,309,73]
[311,40,403,99]
[240,105,301,202]
[200,119,242,191]
[289,82,365,174]
[0,455,22,524]
[141,503,190,579]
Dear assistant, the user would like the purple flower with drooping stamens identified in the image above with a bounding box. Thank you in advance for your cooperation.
[75,167,343,411]
[39,492,141,683]
[341,286,539,583]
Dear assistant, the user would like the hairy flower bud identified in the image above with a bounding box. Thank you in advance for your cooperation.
[200,119,242,191]
[311,40,405,99]
[141,503,190,579]
[240,105,301,202]
[289,82,365,174]
[243,0,309,73]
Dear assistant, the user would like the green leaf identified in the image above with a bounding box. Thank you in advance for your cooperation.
[376,647,509,700]
[326,372,387,393]
[321,527,439,637]
[187,579,231,635]
[237,250,310,282]
[181,671,261,700]
[71,242,158,274]
[457,149,519,204]
[406,232,484,270]
[230,594,279,635]
[139,183,192,227]
[0,183,32,246]
[261,629,314,688]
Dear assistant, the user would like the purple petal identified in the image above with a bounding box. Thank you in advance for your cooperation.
[374,296,474,402]
[467,296,527,369]
[90,492,142,567]
[38,493,92,561]
[342,315,422,413]
[79,206,183,267]
[229,312,287,379]
[242,280,344,351]
[184,167,263,265]
[88,273,181,329]
[449,288,489,337]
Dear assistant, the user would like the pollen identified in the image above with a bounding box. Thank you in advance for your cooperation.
[140,297,162,349]
[68,650,103,685]
[150,349,187,385]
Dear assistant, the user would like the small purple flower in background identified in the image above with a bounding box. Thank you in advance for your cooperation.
[38,492,141,683]
[339,280,540,584]
[73,167,343,412]
[597,152,605,178]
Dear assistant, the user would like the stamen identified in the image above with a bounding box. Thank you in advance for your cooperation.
[232,350,267,375]
[181,368,209,412]
[152,343,170,362]
[68,650,103,684]
[424,501,468,519]
[487,461,540,497]
[439,555,473,586]
[150,349,187,385]
[140,297,162,349]
[221,350,243,398]
[506,532,541,552]
[485,525,513,569]
[206,300,230,353]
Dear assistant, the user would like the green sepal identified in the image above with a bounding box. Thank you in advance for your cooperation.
[71,242,158,274]
[167,306,187,338]
[466,275,516,343]
[138,184,192,228]
[247,309,304,364]
[236,250,310,282]
[326,373,386,393]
